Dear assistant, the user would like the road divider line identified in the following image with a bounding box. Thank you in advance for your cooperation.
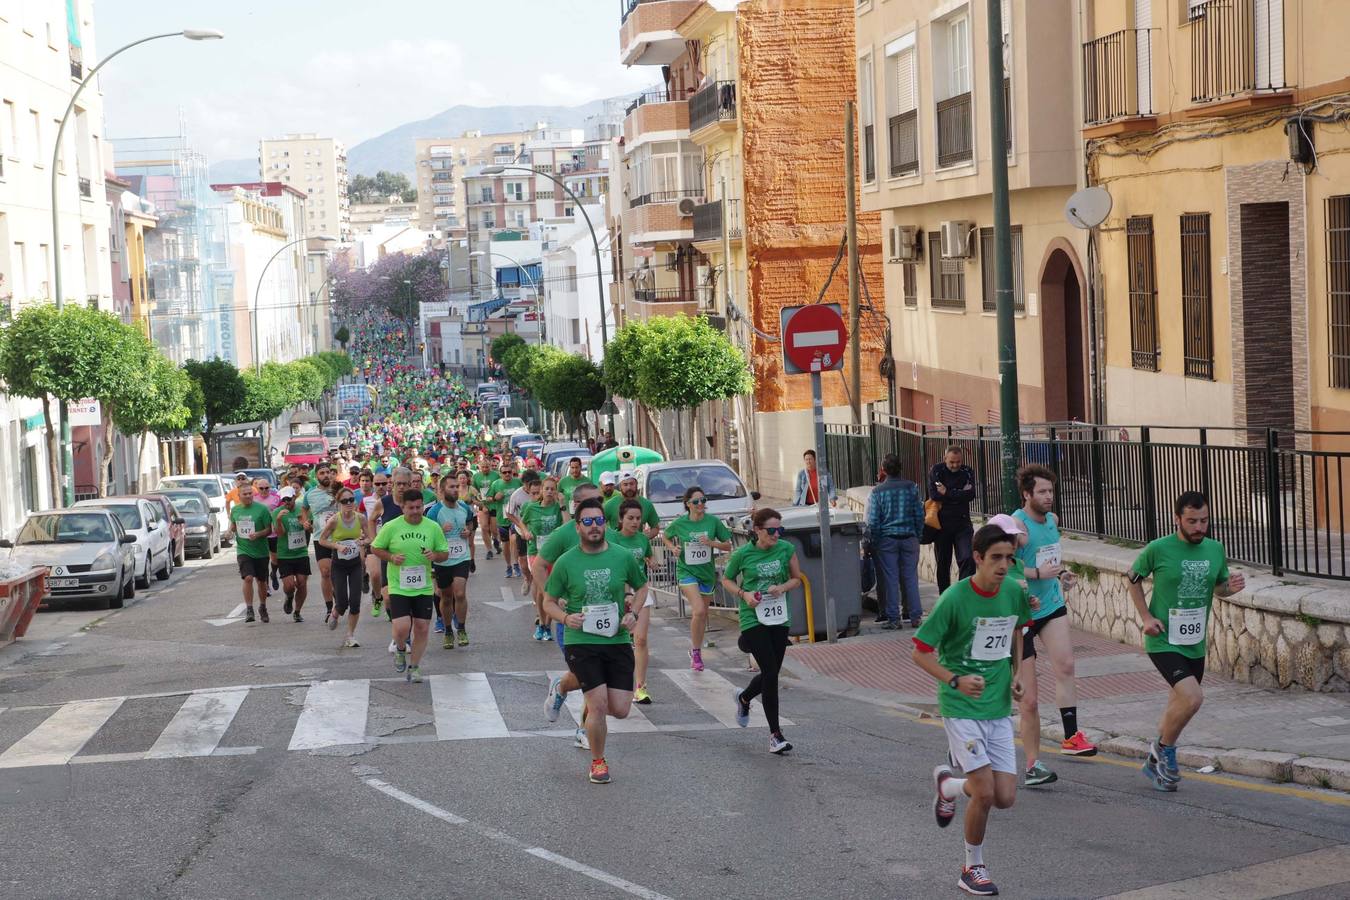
[362,776,673,900]
[430,673,510,740]
[548,671,657,733]
[288,679,370,750]
[663,667,791,729]
[147,689,248,758]
[0,697,124,768]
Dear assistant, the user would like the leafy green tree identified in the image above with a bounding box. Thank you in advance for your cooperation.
[112,354,192,484]
[183,358,247,471]
[335,325,350,349]
[491,333,525,368]
[533,352,605,432]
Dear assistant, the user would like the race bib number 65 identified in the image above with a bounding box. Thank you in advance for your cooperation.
[582,602,620,638]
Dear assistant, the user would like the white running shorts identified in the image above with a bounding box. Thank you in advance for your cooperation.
[943,716,1017,775]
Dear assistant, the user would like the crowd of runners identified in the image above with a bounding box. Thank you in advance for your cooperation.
[223,310,1250,896]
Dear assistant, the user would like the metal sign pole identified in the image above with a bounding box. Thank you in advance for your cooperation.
[811,367,838,643]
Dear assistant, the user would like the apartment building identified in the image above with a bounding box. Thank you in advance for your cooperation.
[462,128,589,235]
[258,134,351,241]
[414,130,533,236]
[854,0,1085,429]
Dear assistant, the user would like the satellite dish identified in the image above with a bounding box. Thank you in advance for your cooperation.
[1065,186,1112,230]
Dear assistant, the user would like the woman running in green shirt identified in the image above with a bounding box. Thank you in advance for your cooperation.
[661,486,732,671]
[609,499,655,703]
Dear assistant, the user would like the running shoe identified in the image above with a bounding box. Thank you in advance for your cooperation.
[533,624,546,641]
[733,690,750,727]
[689,648,705,672]
[283,594,293,615]
[542,627,553,642]
[457,630,469,646]
[932,765,956,828]
[442,633,454,650]
[328,612,339,631]
[909,615,923,630]
[546,676,566,723]
[574,728,589,750]
[270,568,280,590]
[434,616,445,634]
[1062,731,1098,757]
[469,561,476,574]
[293,612,303,623]
[503,566,514,579]
[769,733,793,754]
[407,665,423,684]
[394,648,408,673]
[258,604,270,624]
[343,637,360,648]
[388,639,398,653]
[1142,754,1178,792]
[1024,761,1058,786]
[514,565,522,578]
[588,758,611,784]
[1150,739,1181,784]
[880,619,901,630]
[244,607,256,624]
[371,598,383,617]
[634,684,652,705]
[958,865,998,896]
[486,550,494,560]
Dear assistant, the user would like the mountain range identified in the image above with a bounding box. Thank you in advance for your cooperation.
[208,97,631,185]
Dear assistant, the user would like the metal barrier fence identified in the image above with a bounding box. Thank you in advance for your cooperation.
[826,414,1350,580]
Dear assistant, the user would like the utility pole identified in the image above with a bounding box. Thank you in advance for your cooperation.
[987,0,1020,510]
[844,101,862,425]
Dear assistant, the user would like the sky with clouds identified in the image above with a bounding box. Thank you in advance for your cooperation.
[95,0,655,162]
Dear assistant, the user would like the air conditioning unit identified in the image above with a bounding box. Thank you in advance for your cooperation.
[889,225,919,262]
[940,220,974,259]
[676,196,699,216]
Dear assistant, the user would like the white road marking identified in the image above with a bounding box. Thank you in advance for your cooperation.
[484,586,533,611]
[206,603,248,626]
[430,672,509,740]
[548,671,657,733]
[363,777,674,900]
[288,679,370,750]
[1100,844,1350,899]
[663,667,790,729]
[147,689,248,758]
[0,697,125,768]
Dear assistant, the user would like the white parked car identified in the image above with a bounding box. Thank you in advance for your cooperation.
[158,475,232,545]
[76,498,173,588]
[495,416,530,438]
[0,508,137,609]
[636,460,752,525]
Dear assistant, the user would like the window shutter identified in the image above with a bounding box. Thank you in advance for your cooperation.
[896,47,915,113]
[1254,0,1284,90]
[1001,0,1011,72]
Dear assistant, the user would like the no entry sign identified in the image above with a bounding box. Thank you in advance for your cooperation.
[780,304,847,374]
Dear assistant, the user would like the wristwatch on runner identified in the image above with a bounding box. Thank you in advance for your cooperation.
[948,674,961,690]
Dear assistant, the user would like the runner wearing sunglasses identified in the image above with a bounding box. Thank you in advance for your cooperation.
[318,489,367,646]
[661,486,732,672]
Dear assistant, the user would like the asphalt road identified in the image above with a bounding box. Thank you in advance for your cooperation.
[2,548,1349,899]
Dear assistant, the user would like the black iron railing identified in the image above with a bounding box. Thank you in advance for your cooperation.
[691,198,743,243]
[888,109,919,177]
[78,176,91,198]
[827,413,1350,579]
[690,80,737,133]
[626,89,672,117]
[634,287,696,303]
[1190,0,1286,103]
[936,92,972,167]
[1082,28,1154,124]
[629,188,702,209]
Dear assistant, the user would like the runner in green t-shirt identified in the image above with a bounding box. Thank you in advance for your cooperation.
[721,507,801,755]
[272,490,312,622]
[541,496,648,785]
[608,499,655,705]
[472,456,499,560]
[914,523,1032,899]
[229,483,275,624]
[521,477,566,639]
[371,489,450,683]
[601,471,660,535]
[488,462,523,576]
[1128,490,1245,792]
[557,456,593,504]
[659,486,732,673]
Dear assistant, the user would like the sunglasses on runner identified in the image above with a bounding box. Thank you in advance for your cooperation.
[688,498,706,506]
[763,526,785,536]
[339,497,355,504]
[578,515,606,527]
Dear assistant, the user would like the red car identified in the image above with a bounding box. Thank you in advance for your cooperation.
[283,436,330,466]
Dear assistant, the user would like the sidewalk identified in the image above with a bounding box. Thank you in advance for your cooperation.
[781,582,1350,792]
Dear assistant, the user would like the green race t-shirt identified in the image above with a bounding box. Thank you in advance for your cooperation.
[472,470,496,498]
[602,494,660,531]
[664,514,732,585]
[273,507,309,560]
[913,576,1033,720]
[230,503,274,560]
[544,542,647,646]
[724,539,797,631]
[538,523,581,566]
[488,477,521,515]
[372,515,449,597]
[558,475,593,503]
[520,500,564,557]
[1130,535,1230,659]
[606,528,652,567]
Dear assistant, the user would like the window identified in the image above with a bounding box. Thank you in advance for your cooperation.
[859,52,876,182]
[903,263,917,308]
[30,110,41,166]
[22,444,39,513]
[885,34,919,177]
[979,225,1024,312]
[1127,215,1160,371]
[1328,196,1350,388]
[928,232,965,310]
[933,11,974,167]
[1180,213,1214,380]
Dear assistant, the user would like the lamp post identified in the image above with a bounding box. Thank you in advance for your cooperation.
[479,163,614,433]
[50,27,223,505]
[252,235,335,373]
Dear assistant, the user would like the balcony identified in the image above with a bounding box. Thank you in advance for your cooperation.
[1188,0,1290,115]
[691,198,742,244]
[626,285,700,322]
[629,187,702,209]
[935,92,972,168]
[887,109,919,177]
[623,91,689,146]
[621,191,698,245]
[689,80,737,138]
[1081,28,1157,135]
[619,0,705,67]
[78,176,92,199]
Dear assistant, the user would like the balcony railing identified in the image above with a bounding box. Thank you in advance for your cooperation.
[634,287,696,303]
[863,124,876,181]
[70,58,82,80]
[692,198,743,243]
[1082,28,1154,125]
[78,176,91,198]
[887,109,919,177]
[86,294,100,310]
[626,89,672,117]
[1190,0,1286,103]
[935,92,973,168]
[690,80,737,133]
[629,188,703,209]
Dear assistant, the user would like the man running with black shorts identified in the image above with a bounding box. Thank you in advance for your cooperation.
[427,476,474,649]
[229,482,274,624]
[1129,490,1245,792]
[370,489,449,683]
[301,464,341,623]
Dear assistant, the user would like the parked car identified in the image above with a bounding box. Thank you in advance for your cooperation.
[507,432,544,453]
[158,488,220,559]
[75,498,173,588]
[322,420,351,444]
[550,453,594,479]
[540,442,586,470]
[283,435,330,466]
[495,416,530,438]
[134,493,187,567]
[158,475,232,546]
[0,508,136,609]
[636,460,752,525]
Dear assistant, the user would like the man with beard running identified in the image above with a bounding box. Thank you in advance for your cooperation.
[371,489,449,683]
[427,475,474,650]
[301,464,342,623]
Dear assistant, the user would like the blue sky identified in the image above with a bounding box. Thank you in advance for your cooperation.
[95,0,654,162]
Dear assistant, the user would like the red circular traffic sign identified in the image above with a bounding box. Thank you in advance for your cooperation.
[783,304,848,373]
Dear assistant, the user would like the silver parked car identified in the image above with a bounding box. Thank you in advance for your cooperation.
[0,509,137,609]
[636,460,752,525]
[75,498,174,588]
[158,475,233,545]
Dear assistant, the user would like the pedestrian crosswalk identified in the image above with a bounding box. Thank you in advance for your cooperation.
[0,668,790,770]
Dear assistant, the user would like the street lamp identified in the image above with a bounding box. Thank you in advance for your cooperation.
[49,27,223,505]
[252,235,335,373]
[479,163,614,432]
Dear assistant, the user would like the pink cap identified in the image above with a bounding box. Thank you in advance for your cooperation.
[985,513,1025,536]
